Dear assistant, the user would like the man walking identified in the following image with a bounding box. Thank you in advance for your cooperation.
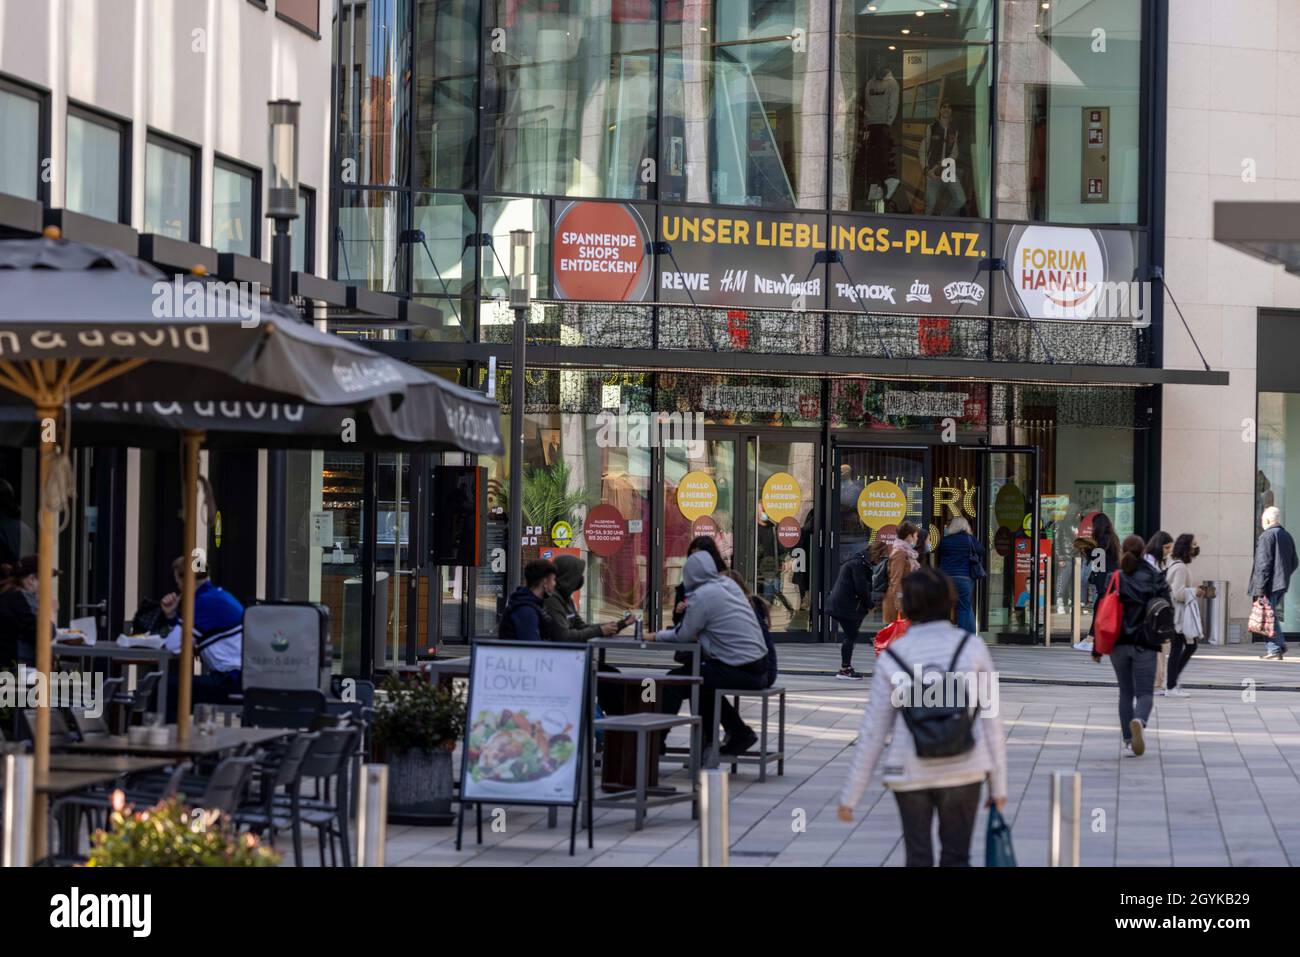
[1250,506,1298,660]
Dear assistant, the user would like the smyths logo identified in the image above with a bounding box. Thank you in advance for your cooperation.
[943,281,985,305]
[50,887,151,937]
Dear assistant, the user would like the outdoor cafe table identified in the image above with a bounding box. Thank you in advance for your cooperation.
[51,640,172,718]
[48,754,174,775]
[36,757,175,861]
[55,726,292,758]
[587,639,703,794]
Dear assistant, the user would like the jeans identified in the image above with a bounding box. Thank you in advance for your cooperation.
[1166,635,1197,689]
[1109,643,1155,740]
[893,781,983,867]
[1267,590,1288,655]
[833,616,863,669]
[662,657,768,748]
[924,174,967,215]
[951,575,976,633]
[165,668,242,723]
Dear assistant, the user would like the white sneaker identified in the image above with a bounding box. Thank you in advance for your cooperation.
[1073,639,1093,652]
[1155,689,1167,696]
[1168,687,1190,698]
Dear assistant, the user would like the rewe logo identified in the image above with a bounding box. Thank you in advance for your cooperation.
[50,887,152,937]
[905,280,931,303]
[943,281,985,305]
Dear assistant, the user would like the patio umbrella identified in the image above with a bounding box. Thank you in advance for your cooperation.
[0,235,502,857]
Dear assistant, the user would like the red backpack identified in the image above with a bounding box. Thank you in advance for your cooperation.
[1093,571,1123,654]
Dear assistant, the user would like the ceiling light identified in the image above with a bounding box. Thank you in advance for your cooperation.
[901,28,911,34]
[916,10,925,16]
[888,44,896,50]
[867,4,877,10]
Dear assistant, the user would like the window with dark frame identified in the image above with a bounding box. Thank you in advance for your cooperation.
[292,184,316,273]
[212,156,261,257]
[276,0,319,34]
[144,131,199,242]
[65,102,130,224]
[0,75,47,203]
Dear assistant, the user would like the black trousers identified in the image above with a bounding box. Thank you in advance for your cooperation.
[663,657,768,747]
[1166,636,1197,689]
[833,616,863,669]
[893,782,984,867]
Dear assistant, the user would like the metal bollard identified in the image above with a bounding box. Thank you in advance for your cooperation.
[356,764,388,867]
[3,752,34,868]
[1049,770,1081,867]
[697,769,729,867]
[1071,558,1083,646]
[1044,554,1053,646]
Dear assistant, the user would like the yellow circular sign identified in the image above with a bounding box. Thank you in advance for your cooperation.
[551,520,573,547]
[857,480,908,530]
[677,471,718,522]
[761,472,801,522]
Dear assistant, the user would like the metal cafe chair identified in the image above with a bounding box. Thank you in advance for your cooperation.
[271,727,359,867]
[234,731,319,867]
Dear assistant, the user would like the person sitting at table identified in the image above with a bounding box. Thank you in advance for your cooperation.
[498,559,562,642]
[0,554,56,667]
[650,550,770,756]
[544,554,631,717]
[159,556,244,720]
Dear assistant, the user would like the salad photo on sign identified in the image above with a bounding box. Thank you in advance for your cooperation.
[461,642,591,805]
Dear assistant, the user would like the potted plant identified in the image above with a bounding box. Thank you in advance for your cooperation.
[373,672,466,824]
[86,793,280,867]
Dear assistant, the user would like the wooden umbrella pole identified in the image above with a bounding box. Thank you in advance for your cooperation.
[32,401,58,862]
[176,429,204,740]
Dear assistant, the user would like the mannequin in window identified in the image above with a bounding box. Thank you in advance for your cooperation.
[855,55,900,210]
[920,101,968,216]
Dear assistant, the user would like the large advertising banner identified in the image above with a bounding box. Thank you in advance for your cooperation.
[461,641,590,807]
[552,200,652,302]
[657,206,829,309]
[995,224,1142,321]
[827,216,991,314]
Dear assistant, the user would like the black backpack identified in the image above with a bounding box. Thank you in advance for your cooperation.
[1143,596,1179,650]
[871,556,890,603]
[885,632,979,759]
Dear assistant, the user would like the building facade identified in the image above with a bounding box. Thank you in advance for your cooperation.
[317,0,1225,666]
[1162,0,1300,638]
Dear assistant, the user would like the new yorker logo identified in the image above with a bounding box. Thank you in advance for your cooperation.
[50,887,152,937]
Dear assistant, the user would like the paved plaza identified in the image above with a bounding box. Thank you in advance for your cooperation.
[327,641,1300,868]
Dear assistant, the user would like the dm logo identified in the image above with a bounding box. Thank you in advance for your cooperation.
[270,630,290,653]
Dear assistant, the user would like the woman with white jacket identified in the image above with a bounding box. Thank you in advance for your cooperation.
[837,566,1008,867]
[1163,533,1204,697]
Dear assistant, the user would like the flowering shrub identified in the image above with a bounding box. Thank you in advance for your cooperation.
[85,793,280,867]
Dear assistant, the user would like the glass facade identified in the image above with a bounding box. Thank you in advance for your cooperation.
[324,0,1158,651]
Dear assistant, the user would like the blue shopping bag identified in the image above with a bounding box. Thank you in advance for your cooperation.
[985,807,1017,867]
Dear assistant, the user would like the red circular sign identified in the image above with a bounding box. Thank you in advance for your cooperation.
[584,504,628,557]
[691,515,719,540]
[777,516,802,548]
[552,201,649,301]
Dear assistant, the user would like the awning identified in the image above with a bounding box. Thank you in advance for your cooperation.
[1215,201,1300,275]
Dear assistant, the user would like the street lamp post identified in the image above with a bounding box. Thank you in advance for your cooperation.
[506,230,532,595]
[266,99,300,600]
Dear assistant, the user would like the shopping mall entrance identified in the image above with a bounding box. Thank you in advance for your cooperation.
[829,441,1049,643]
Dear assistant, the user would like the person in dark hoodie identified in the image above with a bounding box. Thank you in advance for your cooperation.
[827,541,877,680]
[499,559,561,642]
[542,555,626,642]
[652,550,770,755]
[1092,534,1169,756]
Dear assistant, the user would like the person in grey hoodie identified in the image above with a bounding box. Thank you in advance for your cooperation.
[651,550,770,755]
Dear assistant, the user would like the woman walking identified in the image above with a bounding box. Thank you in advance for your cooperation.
[1082,513,1120,647]
[827,539,881,680]
[936,517,986,633]
[837,567,1007,866]
[1093,534,1170,755]
[1144,531,1173,692]
[882,521,922,624]
[1163,534,1203,697]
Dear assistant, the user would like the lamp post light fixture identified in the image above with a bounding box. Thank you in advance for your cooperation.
[265,98,300,601]
[506,229,532,595]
